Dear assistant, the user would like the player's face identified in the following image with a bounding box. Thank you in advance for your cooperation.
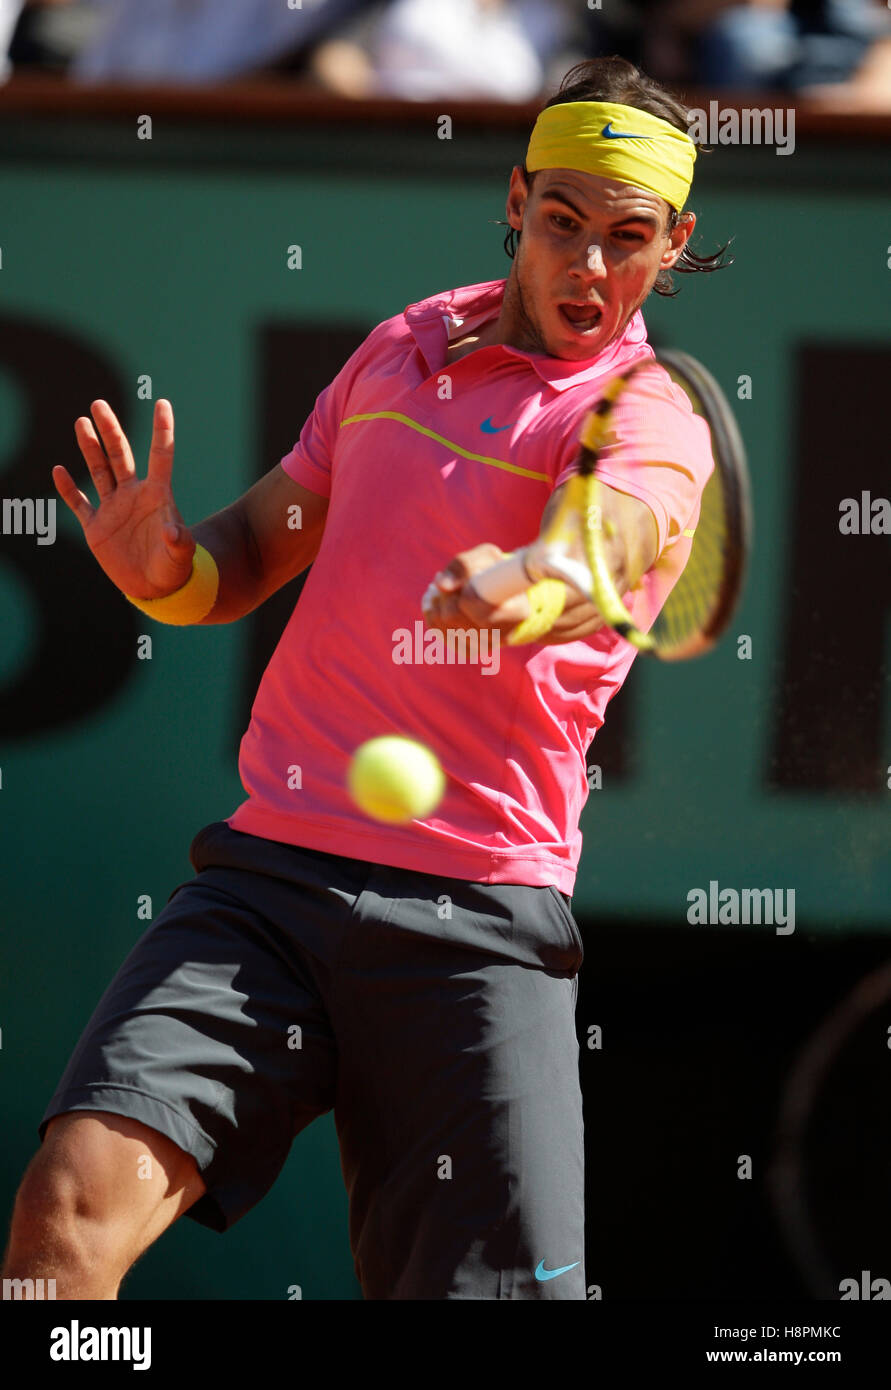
[502,166,693,361]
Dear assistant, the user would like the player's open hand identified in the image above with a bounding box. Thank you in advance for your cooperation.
[53,399,194,600]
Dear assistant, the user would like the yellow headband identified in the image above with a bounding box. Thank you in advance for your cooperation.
[526,101,696,213]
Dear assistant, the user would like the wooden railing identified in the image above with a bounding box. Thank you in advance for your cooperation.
[1,71,889,141]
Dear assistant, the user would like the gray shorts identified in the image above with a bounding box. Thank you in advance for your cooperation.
[39,821,586,1300]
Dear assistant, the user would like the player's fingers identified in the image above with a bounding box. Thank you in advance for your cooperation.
[536,583,604,641]
[456,585,528,630]
[421,584,452,628]
[545,610,605,642]
[51,463,95,528]
[88,400,138,485]
[553,584,595,623]
[73,414,121,499]
[439,543,506,590]
[426,591,462,631]
[147,399,175,488]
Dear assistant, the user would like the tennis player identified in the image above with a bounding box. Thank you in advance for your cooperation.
[2,57,727,1300]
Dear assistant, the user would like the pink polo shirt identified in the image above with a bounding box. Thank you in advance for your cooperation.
[226,279,714,892]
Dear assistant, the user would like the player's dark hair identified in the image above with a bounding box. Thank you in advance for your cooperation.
[502,56,734,296]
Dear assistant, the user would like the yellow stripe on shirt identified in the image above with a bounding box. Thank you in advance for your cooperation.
[339,411,550,482]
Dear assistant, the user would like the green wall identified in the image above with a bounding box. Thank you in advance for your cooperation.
[1,110,888,1298]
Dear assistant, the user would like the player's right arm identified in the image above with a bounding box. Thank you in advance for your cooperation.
[52,397,328,624]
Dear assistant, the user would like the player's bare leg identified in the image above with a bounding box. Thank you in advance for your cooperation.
[1,1111,206,1299]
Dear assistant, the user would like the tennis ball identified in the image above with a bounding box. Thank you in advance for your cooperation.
[347,736,445,824]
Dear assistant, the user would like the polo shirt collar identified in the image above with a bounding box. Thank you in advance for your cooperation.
[403,278,649,392]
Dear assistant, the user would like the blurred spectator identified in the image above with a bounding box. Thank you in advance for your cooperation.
[310,0,581,101]
[582,0,891,108]
[3,0,381,84]
[698,0,891,106]
[375,0,543,100]
[5,0,887,111]
[73,0,387,84]
[0,0,24,81]
[2,0,584,96]
[5,0,106,77]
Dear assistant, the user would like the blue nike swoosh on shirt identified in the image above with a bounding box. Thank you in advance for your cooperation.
[535,1260,580,1282]
[480,417,514,434]
[601,122,648,140]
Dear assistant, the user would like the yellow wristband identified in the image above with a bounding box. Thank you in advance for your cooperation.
[507,577,567,646]
[124,543,219,625]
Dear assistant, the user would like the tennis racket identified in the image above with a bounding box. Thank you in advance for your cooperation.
[472,349,752,661]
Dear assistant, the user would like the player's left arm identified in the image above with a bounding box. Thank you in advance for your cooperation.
[425,478,659,644]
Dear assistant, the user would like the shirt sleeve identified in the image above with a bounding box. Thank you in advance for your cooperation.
[553,364,715,560]
[280,321,394,498]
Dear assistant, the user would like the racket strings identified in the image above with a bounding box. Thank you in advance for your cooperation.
[566,355,746,658]
[654,471,730,644]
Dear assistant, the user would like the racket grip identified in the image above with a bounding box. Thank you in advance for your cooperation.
[471,543,594,605]
[468,549,532,605]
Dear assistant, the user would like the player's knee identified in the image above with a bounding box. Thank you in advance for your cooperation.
[12,1110,203,1243]
[7,1160,85,1272]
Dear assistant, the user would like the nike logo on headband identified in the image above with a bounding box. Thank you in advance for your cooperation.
[600,122,649,140]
